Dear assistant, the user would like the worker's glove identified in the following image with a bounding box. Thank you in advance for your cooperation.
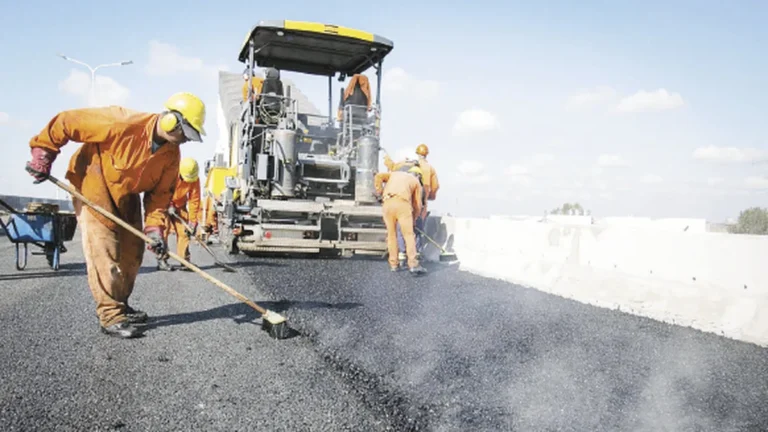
[185,222,198,237]
[144,226,167,256]
[25,147,57,184]
[167,206,178,217]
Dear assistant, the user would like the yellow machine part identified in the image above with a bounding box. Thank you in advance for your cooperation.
[204,166,238,199]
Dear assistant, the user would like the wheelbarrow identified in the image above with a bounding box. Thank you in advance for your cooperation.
[0,198,78,270]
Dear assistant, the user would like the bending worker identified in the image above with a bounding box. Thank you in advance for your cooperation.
[374,166,428,276]
[383,143,440,262]
[25,92,207,339]
[157,157,201,271]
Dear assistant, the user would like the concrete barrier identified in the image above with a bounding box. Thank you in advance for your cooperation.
[423,215,768,347]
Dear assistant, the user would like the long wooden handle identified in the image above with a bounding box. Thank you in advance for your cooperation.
[415,226,448,254]
[170,211,238,273]
[48,175,267,315]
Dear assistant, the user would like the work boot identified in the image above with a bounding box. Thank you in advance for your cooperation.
[157,259,174,271]
[409,265,427,277]
[178,258,193,271]
[125,305,148,324]
[100,321,143,339]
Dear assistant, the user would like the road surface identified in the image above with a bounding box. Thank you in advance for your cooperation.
[1,233,766,431]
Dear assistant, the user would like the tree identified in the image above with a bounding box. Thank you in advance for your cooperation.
[550,202,587,216]
[728,207,768,235]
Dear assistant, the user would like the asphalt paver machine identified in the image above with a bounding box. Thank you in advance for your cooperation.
[207,20,395,257]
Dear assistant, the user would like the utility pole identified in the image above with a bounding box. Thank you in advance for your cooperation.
[57,54,133,107]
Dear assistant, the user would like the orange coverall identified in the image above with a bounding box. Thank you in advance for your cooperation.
[202,191,219,235]
[374,171,423,269]
[165,177,201,260]
[337,74,372,121]
[29,107,180,328]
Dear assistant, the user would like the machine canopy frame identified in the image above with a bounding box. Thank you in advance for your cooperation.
[238,20,394,77]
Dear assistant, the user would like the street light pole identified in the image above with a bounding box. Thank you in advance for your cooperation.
[57,54,133,107]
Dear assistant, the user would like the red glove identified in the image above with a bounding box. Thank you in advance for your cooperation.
[144,226,167,255]
[26,147,57,184]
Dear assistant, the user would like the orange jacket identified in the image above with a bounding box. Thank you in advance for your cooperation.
[29,106,180,231]
[170,177,201,223]
[374,171,423,217]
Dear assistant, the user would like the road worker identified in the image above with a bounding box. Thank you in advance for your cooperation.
[337,74,372,123]
[201,190,219,243]
[242,67,264,102]
[25,92,206,339]
[383,144,440,264]
[156,157,201,271]
[374,166,427,276]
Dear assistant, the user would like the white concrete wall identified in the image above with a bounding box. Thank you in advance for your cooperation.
[423,216,768,347]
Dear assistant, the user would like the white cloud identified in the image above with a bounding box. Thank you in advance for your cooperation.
[566,86,617,109]
[707,177,724,186]
[453,109,500,134]
[616,89,685,112]
[144,40,227,79]
[381,67,439,99]
[0,112,8,124]
[457,160,491,184]
[58,69,130,106]
[530,153,555,167]
[692,145,768,164]
[640,174,663,184]
[466,174,492,185]
[505,164,530,176]
[457,160,484,176]
[744,176,768,190]
[597,154,629,167]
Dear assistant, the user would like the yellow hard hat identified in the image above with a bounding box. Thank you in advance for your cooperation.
[180,157,199,182]
[415,143,429,157]
[164,92,207,142]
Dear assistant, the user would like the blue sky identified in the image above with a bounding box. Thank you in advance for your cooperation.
[1,0,767,221]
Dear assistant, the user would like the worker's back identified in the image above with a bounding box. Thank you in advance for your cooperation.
[383,171,420,203]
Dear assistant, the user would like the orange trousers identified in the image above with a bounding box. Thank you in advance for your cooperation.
[74,199,144,327]
[382,198,418,269]
[164,209,191,260]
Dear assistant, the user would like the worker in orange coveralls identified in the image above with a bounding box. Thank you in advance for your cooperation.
[24,92,207,339]
[201,190,219,242]
[383,143,440,263]
[337,74,372,121]
[374,166,427,276]
[156,157,201,271]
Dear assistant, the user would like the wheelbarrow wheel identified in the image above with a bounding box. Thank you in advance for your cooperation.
[15,243,28,271]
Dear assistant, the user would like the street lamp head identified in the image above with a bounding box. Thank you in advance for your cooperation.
[120,60,133,66]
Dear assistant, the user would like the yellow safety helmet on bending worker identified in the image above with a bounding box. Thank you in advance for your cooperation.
[179,157,200,182]
[160,92,207,142]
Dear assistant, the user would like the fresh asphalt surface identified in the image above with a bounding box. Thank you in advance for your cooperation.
[1,233,767,431]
